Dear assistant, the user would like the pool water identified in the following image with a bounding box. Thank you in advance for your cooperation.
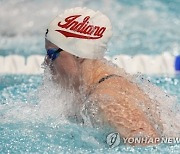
[0,75,180,153]
[0,0,180,57]
[1,0,180,153]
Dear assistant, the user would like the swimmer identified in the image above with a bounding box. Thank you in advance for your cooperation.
[43,7,164,145]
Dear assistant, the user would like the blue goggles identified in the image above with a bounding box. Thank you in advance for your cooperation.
[47,48,63,61]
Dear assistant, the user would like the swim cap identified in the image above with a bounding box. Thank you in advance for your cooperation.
[46,7,112,59]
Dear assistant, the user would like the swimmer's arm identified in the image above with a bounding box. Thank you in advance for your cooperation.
[92,94,158,138]
[89,80,160,142]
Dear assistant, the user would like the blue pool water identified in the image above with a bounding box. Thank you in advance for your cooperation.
[0,0,180,153]
[0,75,180,153]
[0,0,180,57]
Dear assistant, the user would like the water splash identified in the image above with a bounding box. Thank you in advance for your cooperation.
[0,72,180,153]
[134,74,180,137]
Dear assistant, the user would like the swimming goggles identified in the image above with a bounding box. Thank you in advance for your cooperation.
[47,48,63,61]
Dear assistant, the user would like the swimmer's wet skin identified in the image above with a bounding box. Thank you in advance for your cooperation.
[43,7,170,146]
[79,60,162,146]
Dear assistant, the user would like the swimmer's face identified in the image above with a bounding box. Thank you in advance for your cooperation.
[45,39,81,79]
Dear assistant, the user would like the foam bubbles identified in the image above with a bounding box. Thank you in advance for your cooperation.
[134,74,180,137]
[0,72,75,124]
